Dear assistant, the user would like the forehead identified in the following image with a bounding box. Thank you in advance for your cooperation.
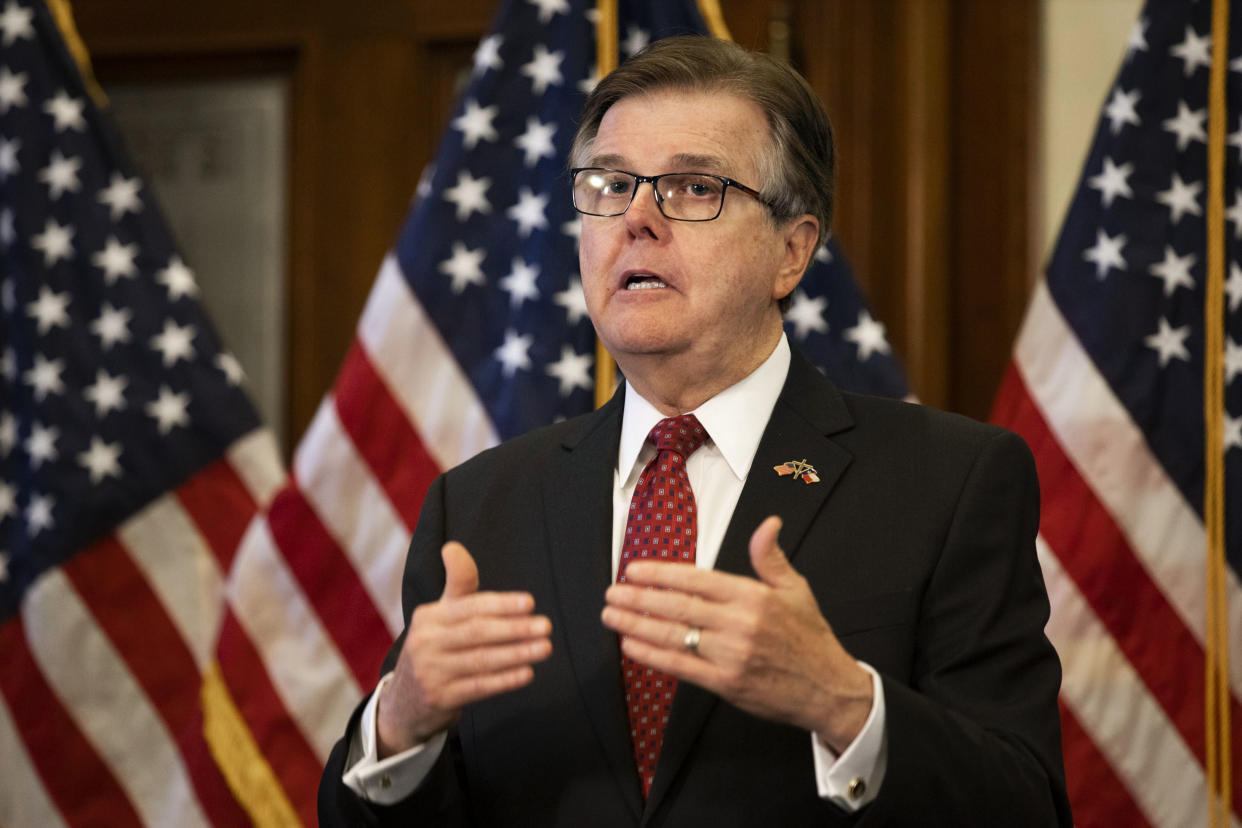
[589,89,768,179]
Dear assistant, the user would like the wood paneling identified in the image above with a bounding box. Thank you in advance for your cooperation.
[74,0,1037,441]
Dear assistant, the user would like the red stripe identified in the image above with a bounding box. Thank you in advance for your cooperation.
[0,616,142,827]
[215,610,322,827]
[265,482,394,686]
[1057,700,1152,828]
[334,341,442,529]
[176,456,260,572]
[993,365,1242,802]
[60,536,249,826]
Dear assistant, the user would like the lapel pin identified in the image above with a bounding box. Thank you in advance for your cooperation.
[774,459,820,484]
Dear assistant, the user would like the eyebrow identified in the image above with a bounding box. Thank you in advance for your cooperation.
[586,152,733,175]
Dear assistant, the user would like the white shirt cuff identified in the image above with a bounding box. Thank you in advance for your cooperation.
[810,661,888,811]
[341,672,447,805]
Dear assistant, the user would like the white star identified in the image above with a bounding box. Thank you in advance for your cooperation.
[0,136,17,180]
[528,0,569,23]
[1144,317,1191,367]
[1104,87,1142,134]
[30,218,74,266]
[0,66,27,112]
[0,411,15,454]
[1170,26,1211,76]
[507,187,549,237]
[150,319,197,366]
[578,69,599,95]
[514,117,557,167]
[25,493,54,537]
[1087,157,1133,208]
[217,352,245,385]
[521,44,564,95]
[785,290,829,339]
[473,34,504,74]
[814,242,833,263]
[1225,337,1242,385]
[1163,101,1207,151]
[24,423,59,469]
[0,1,34,45]
[44,89,86,132]
[0,481,14,522]
[157,255,199,300]
[546,345,593,396]
[622,25,651,57]
[91,303,133,349]
[439,242,487,293]
[554,277,589,325]
[443,170,492,221]
[0,207,11,248]
[1148,246,1196,296]
[97,172,142,220]
[92,236,139,283]
[37,150,81,199]
[1082,229,1127,278]
[146,385,191,434]
[1224,413,1242,452]
[562,216,581,243]
[1231,116,1242,154]
[1229,190,1242,238]
[844,310,891,361]
[1126,17,1148,58]
[83,369,128,417]
[1228,263,1242,313]
[23,354,65,401]
[494,329,533,377]
[0,346,12,381]
[452,99,499,149]
[1156,173,1202,224]
[500,258,541,308]
[78,437,123,484]
[26,285,70,334]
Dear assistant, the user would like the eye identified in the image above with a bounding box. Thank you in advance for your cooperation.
[597,172,634,196]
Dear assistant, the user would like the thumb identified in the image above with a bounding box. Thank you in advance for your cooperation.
[441,541,479,600]
[748,516,797,587]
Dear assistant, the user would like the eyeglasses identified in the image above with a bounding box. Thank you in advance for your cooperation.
[570,167,767,222]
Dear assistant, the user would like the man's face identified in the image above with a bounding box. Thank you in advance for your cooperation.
[578,89,814,385]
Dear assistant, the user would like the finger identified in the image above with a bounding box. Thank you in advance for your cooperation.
[436,636,554,678]
[748,516,798,588]
[432,590,538,622]
[601,604,690,652]
[604,582,729,629]
[620,560,743,602]
[617,634,716,688]
[441,541,479,599]
[437,664,539,709]
[434,613,552,651]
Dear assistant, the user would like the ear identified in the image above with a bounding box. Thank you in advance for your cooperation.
[772,215,820,302]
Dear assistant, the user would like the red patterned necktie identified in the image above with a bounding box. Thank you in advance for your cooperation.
[617,413,709,798]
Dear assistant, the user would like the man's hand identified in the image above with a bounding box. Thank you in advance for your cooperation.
[376,541,553,757]
[600,516,872,752]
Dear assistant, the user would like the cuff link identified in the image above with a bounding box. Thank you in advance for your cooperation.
[847,776,866,800]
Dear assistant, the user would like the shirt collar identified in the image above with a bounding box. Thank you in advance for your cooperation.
[617,334,791,485]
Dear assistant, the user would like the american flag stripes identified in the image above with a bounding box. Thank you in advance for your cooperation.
[0,0,284,825]
[992,1,1242,824]
[211,0,907,821]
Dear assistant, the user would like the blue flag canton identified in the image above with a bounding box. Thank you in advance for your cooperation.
[0,0,260,618]
[1045,0,1242,563]
[396,0,908,444]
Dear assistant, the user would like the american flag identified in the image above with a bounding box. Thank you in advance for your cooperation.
[208,0,908,821]
[0,0,285,825]
[991,0,1242,824]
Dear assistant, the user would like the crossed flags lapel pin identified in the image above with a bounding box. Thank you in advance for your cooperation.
[774,459,820,484]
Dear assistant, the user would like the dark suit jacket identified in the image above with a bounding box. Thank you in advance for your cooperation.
[320,346,1072,827]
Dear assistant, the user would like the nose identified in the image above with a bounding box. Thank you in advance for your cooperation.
[623,180,665,239]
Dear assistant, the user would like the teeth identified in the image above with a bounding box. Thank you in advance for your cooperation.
[626,276,667,290]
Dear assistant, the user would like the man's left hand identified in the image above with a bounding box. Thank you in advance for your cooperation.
[601,515,873,752]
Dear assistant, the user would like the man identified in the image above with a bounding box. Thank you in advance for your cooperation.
[320,36,1072,826]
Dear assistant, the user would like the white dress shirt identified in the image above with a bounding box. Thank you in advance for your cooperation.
[344,334,887,811]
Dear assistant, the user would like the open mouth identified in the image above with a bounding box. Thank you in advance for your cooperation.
[624,274,668,290]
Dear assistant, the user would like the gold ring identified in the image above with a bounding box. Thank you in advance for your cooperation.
[683,626,701,655]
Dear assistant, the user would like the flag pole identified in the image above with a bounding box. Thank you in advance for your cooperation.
[1205,0,1231,824]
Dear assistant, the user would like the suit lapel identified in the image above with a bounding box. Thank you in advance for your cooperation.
[542,390,644,818]
[645,348,855,816]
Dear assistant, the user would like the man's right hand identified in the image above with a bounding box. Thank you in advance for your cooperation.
[376,541,553,757]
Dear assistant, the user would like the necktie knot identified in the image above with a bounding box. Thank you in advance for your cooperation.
[648,414,708,458]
